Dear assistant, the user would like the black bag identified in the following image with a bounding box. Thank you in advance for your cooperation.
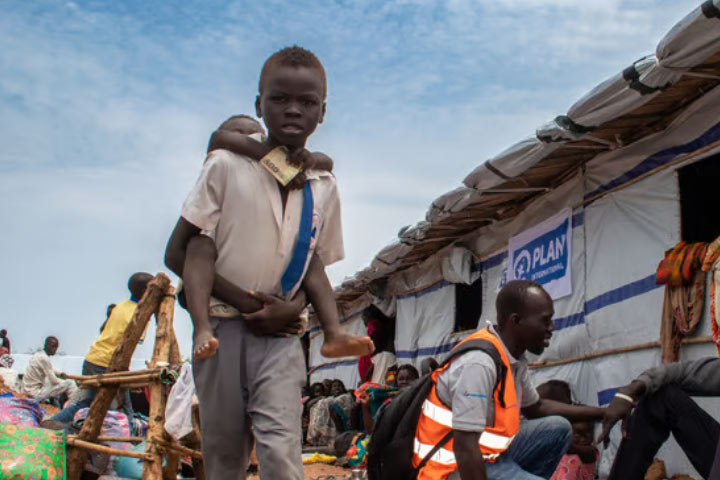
[366,338,507,480]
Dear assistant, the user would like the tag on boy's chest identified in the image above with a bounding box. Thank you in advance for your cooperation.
[259,146,301,186]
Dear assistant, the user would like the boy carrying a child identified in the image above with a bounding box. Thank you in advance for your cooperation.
[165,46,372,479]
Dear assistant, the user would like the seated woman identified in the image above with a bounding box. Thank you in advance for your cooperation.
[306,380,355,446]
[336,364,420,468]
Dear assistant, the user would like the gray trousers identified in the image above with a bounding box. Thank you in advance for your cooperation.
[193,317,305,480]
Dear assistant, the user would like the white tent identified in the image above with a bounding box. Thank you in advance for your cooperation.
[309,2,720,476]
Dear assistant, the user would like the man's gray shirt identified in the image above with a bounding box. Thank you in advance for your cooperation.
[637,357,720,397]
[435,324,540,432]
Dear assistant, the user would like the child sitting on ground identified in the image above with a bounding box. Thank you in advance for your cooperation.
[537,380,598,480]
[182,114,373,361]
[550,420,598,480]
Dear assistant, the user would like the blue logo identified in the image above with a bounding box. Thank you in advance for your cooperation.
[513,219,569,284]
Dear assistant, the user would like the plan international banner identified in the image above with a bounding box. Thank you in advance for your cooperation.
[508,208,572,300]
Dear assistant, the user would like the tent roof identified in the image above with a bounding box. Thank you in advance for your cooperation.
[335,2,720,309]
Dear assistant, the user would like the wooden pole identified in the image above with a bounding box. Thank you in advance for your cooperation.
[190,404,206,480]
[157,440,203,458]
[76,372,160,387]
[144,288,176,480]
[65,368,160,381]
[163,317,183,480]
[529,335,713,370]
[66,274,171,480]
[67,437,153,461]
[68,435,144,443]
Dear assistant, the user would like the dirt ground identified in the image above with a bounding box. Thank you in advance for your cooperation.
[247,463,350,480]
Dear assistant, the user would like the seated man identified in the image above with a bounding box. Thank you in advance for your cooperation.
[48,272,153,424]
[599,357,720,480]
[22,336,78,405]
[413,280,604,480]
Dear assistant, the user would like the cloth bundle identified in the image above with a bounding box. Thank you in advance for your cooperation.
[702,236,720,355]
[657,241,708,363]
[0,394,44,426]
[0,423,66,479]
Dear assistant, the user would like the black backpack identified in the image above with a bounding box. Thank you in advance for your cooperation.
[366,338,508,480]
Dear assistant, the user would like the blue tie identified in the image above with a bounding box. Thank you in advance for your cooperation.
[281,182,314,297]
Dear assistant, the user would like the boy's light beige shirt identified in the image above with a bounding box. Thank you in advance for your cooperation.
[182,149,344,317]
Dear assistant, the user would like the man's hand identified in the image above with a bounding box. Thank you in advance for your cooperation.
[597,398,633,447]
[596,380,646,447]
[242,291,303,336]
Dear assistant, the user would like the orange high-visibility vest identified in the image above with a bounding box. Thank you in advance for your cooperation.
[412,327,520,480]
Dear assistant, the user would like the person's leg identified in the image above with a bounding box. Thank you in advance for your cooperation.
[494,416,572,479]
[302,256,374,358]
[193,318,253,480]
[184,235,219,360]
[248,332,306,480]
[48,361,106,423]
[608,385,720,480]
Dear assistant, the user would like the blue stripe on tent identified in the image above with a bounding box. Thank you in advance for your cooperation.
[309,310,364,333]
[585,274,660,316]
[585,120,720,202]
[394,272,660,360]
[474,251,508,273]
[597,387,619,406]
[395,280,451,300]
[311,359,359,371]
[572,211,584,228]
[554,312,585,330]
[472,210,583,273]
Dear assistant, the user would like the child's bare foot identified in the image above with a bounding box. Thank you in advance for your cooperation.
[321,333,375,358]
[193,328,219,360]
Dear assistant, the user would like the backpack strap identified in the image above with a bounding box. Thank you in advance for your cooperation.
[441,338,508,409]
[415,430,454,472]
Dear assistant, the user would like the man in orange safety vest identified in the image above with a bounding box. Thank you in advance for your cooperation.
[413,280,604,480]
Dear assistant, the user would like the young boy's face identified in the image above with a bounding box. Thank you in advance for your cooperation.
[255,65,326,148]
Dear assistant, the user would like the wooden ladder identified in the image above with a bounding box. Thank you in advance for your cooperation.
[65,273,204,480]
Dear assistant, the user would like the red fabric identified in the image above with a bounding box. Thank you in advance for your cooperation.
[358,355,372,381]
[550,454,597,480]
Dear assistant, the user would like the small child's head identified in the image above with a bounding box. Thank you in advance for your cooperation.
[218,114,265,136]
[537,379,572,405]
[571,420,594,448]
[255,45,327,148]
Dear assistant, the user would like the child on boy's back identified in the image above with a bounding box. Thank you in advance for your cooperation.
[164,46,372,480]
[181,112,371,360]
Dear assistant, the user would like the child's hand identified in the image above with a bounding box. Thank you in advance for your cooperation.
[285,148,315,190]
[243,291,303,336]
[287,148,316,170]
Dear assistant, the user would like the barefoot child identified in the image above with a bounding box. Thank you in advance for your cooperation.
[164,46,372,479]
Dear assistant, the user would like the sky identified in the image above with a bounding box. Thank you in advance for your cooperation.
[0,0,700,359]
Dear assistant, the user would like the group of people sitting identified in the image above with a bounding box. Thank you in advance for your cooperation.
[303,364,421,451]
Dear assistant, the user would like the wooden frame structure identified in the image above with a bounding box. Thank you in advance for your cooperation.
[65,273,204,480]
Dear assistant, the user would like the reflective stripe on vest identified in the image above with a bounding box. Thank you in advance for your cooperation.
[413,438,503,464]
[420,399,515,450]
